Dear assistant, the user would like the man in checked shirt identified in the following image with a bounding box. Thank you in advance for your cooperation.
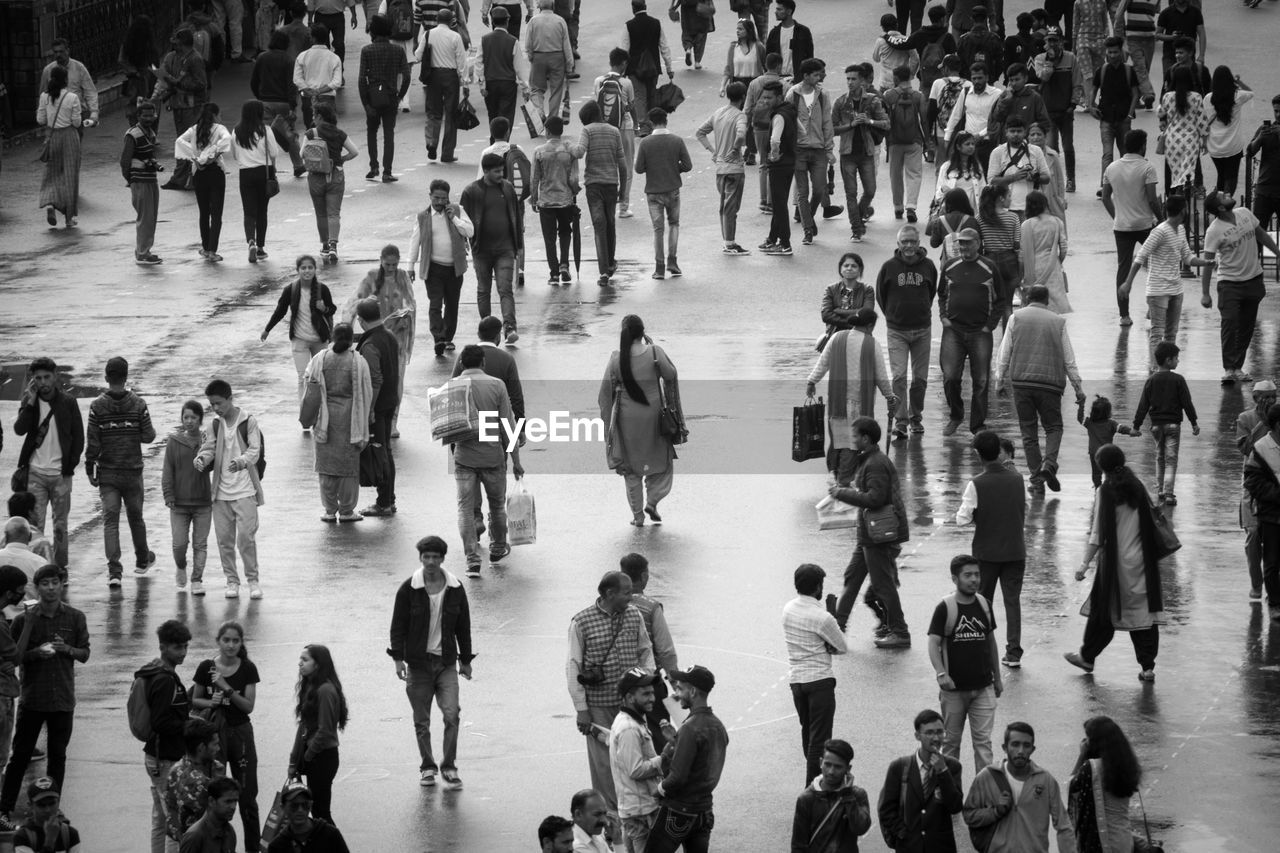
[782,563,847,788]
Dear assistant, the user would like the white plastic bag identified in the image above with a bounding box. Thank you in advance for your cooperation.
[815,495,858,530]
[508,480,537,546]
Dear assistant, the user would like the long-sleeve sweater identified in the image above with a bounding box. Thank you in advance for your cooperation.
[1133,370,1197,428]
[574,122,626,187]
[85,389,155,473]
[787,86,834,151]
[633,130,693,194]
[292,681,342,766]
[876,250,939,331]
[938,255,1007,332]
[161,429,213,507]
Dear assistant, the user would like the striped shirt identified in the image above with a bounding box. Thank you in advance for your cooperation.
[413,0,451,26]
[125,125,159,183]
[1123,0,1161,36]
[1135,221,1191,296]
[782,595,847,684]
[979,210,1022,253]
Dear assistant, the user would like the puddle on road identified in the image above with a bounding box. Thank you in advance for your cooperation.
[0,361,103,401]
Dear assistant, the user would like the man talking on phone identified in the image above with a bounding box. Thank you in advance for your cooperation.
[1247,94,1280,233]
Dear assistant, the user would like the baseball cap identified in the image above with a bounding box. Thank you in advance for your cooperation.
[1044,26,1063,41]
[617,667,657,696]
[27,777,60,804]
[956,227,980,243]
[280,780,313,803]
[670,665,716,694]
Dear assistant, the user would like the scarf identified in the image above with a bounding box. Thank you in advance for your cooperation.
[304,348,372,446]
[828,330,877,419]
[1090,481,1165,621]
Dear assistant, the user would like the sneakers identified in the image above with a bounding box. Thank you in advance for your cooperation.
[667,261,683,277]
[1065,180,1076,193]
[618,205,634,219]
[108,577,122,588]
[1039,466,1061,492]
[910,423,925,434]
[489,543,511,562]
[1063,651,1094,672]
[1119,316,1133,327]
[758,239,777,250]
[505,330,520,344]
[1138,669,1155,682]
[136,253,163,265]
[560,264,572,283]
[1222,372,1238,384]
[1163,493,1177,507]
[1001,652,1023,668]
[420,769,437,787]
[226,584,240,599]
[652,267,665,279]
[206,252,223,262]
[321,513,337,523]
[191,581,205,597]
[176,568,188,589]
[465,565,482,579]
[942,419,961,436]
[722,243,750,255]
[441,769,464,790]
[0,815,18,832]
[849,233,864,243]
[366,169,379,181]
[1250,586,1263,601]
[382,173,399,183]
[1096,188,1103,199]
[361,504,396,517]
[248,242,258,264]
[891,426,908,441]
[1238,370,1254,382]
[764,244,793,256]
[873,633,911,649]
[822,204,844,220]
[894,209,904,220]
[135,550,156,573]
[597,274,611,286]
[906,208,918,223]
[249,582,263,600]
[801,230,815,245]
[338,511,365,522]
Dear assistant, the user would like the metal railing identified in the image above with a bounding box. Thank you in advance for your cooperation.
[51,0,185,78]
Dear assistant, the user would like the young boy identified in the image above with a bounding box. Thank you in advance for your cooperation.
[12,778,81,851]
[1119,195,1212,367]
[695,81,750,255]
[1132,341,1200,505]
[883,65,928,223]
[593,48,638,217]
[121,99,163,265]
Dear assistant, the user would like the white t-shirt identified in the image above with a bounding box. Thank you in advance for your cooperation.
[1205,89,1254,158]
[1205,208,1263,282]
[426,588,445,656]
[29,398,64,474]
[1103,155,1160,232]
[780,23,794,75]
[216,414,256,501]
[294,283,320,343]
[1008,772,1026,803]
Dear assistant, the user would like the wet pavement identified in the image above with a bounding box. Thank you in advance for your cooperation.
[2,1,1280,850]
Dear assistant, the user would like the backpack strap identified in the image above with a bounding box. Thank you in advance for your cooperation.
[899,754,913,815]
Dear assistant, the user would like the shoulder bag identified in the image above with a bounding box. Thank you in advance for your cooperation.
[11,405,57,492]
[668,1,681,23]
[652,346,687,445]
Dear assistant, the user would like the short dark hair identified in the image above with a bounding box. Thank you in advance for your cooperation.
[29,356,57,375]
[157,619,193,646]
[844,63,860,74]
[545,115,564,135]
[480,151,506,171]
[490,116,511,140]
[51,37,69,50]
[609,47,628,67]
[538,816,574,845]
[1124,128,1147,153]
[943,54,961,71]
[1105,35,1125,49]
[893,64,912,83]
[648,107,669,125]
[0,566,29,596]
[969,61,988,76]
[776,0,796,9]
[205,379,232,399]
[429,178,451,194]
[1165,195,1186,217]
[1154,341,1180,366]
[1267,404,1280,430]
[1000,437,1016,459]
[579,100,601,124]
[619,553,649,582]
[972,430,1001,461]
[823,738,854,764]
[478,315,504,342]
[1025,188,1048,217]
[880,12,898,29]
[762,80,784,97]
[949,554,979,576]
[793,563,825,596]
[207,777,241,802]
[183,718,219,753]
[368,13,391,38]
[800,58,824,77]
[929,5,947,22]
[459,344,486,368]
[598,570,629,596]
[1016,11,1034,28]
[1024,284,1050,305]
[416,535,448,556]
[851,416,881,444]
[269,30,290,51]
[726,81,747,103]
[1005,62,1028,80]
[1004,721,1036,745]
[1004,116,1027,131]
[914,708,944,731]
[310,22,330,47]
[765,52,783,70]
[7,492,36,519]
[1173,36,1196,54]
[174,28,195,48]
[570,788,602,816]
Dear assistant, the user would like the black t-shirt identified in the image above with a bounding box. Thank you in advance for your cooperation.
[927,597,995,690]
[194,658,261,728]
[479,182,514,253]
[1156,6,1203,58]
[310,124,348,166]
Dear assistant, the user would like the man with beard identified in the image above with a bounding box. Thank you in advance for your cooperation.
[609,668,664,853]
[790,739,872,852]
[38,39,99,129]
[962,722,1076,852]
[266,780,352,852]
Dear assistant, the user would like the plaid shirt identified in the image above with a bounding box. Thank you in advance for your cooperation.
[359,39,411,104]
[782,595,847,684]
[15,603,89,712]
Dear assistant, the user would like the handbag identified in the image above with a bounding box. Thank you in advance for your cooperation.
[507,480,537,546]
[1150,500,1181,559]
[696,0,716,17]
[11,406,57,492]
[1154,130,1166,155]
[258,779,292,851]
[265,165,280,199]
[668,1,680,22]
[863,504,901,544]
[359,442,391,487]
[454,96,481,131]
[792,396,825,462]
[428,378,479,444]
[652,346,687,445]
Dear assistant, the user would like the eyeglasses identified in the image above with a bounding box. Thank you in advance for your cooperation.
[284,801,312,811]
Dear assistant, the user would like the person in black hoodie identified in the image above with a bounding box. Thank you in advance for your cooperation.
[137,618,192,853]
[261,255,337,403]
[356,299,400,517]
[85,357,157,587]
[267,780,352,853]
[876,227,938,440]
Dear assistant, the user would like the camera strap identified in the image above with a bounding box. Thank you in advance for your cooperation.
[585,617,625,671]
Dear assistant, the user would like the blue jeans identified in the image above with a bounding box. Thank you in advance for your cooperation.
[1218,275,1266,372]
[308,168,345,246]
[1099,117,1131,184]
[888,142,923,212]
[1146,292,1183,365]
[793,147,829,232]
[645,806,714,853]
[839,154,876,235]
[939,685,997,772]
[406,657,461,771]
[27,468,71,568]
[456,462,508,567]
[472,250,517,335]
[886,327,930,428]
[1150,423,1182,497]
[99,468,149,576]
[169,506,212,581]
[646,189,681,266]
[940,326,993,429]
[586,183,619,274]
[145,754,177,853]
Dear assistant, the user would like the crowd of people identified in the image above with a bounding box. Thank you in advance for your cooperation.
[5,0,1280,850]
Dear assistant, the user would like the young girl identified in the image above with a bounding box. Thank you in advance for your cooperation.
[977,184,1022,318]
[289,644,348,826]
[161,400,212,592]
[191,621,261,850]
[262,255,337,402]
[1027,123,1067,230]
[928,188,981,264]
[1082,396,1133,488]
[230,99,283,263]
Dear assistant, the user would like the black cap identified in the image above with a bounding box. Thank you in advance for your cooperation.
[670,665,716,693]
[617,667,657,696]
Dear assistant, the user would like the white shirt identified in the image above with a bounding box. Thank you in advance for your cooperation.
[294,283,321,342]
[293,45,344,92]
[29,398,64,474]
[408,205,476,267]
[988,142,1049,211]
[1205,89,1253,158]
[415,25,467,71]
[572,824,611,853]
[946,82,1002,141]
[230,130,284,169]
[0,543,46,575]
[175,123,233,172]
[217,414,255,501]
[781,595,847,685]
[426,588,445,655]
[1008,768,1026,802]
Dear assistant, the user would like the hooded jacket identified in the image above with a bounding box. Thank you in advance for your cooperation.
[162,428,213,507]
[962,760,1077,853]
[387,567,474,667]
[791,775,872,853]
[85,389,155,473]
[135,658,191,761]
[875,249,939,331]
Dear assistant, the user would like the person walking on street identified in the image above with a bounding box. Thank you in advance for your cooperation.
[161,402,212,593]
[766,0,814,79]
[294,23,343,130]
[1102,129,1161,325]
[305,103,361,262]
[85,356,157,586]
[176,103,233,262]
[1090,37,1139,198]
[194,380,265,600]
[1072,0,1108,105]
[1245,405,1280,623]
[994,285,1086,495]
[790,738,872,853]
[13,356,84,572]
[956,431,1027,668]
[230,100,284,264]
[1031,27,1082,192]
[531,116,582,284]
[945,62,1002,170]
[288,645,348,827]
[569,789,611,853]
[1205,67,1254,196]
[261,255,338,400]
[938,228,1008,435]
[388,535,474,789]
[409,180,474,355]
[461,155,525,343]
[962,722,1077,853]
[345,246,417,430]
[876,709,963,853]
[355,299,400,517]
[1237,381,1276,602]
[38,38,99,131]
[576,101,626,285]
[877,226,938,438]
[695,81,750,255]
[301,323,372,522]
[833,64,889,242]
[308,0,359,65]
[831,417,912,647]
[1131,342,1200,505]
[883,65,928,224]
[609,668,664,853]
[1202,191,1280,384]
[416,8,467,162]
[359,13,410,181]
[525,0,574,123]
[635,108,693,279]
[37,66,82,231]
[783,564,847,786]
[477,7,530,135]
[788,59,840,242]
[622,1,674,120]
[594,49,638,218]
[252,30,306,177]
[484,0,533,41]
[646,666,728,853]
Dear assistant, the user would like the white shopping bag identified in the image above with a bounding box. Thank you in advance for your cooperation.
[508,480,537,546]
[815,495,858,531]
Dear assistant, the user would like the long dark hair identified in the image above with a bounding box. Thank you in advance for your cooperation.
[942,187,975,216]
[618,314,649,406]
[945,131,985,182]
[1082,716,1142,799]
[1096,444,1146,508]
[234,99,266,149]
[375,244,400,291]
[737,18,758,46]
[1209,65,1237,126]
[331,322,354,353]
[1024,189,1048,219]
[122,15,157,69]
[1171,65,1193,116]
[195,102,220,148]
[216,620,250,661]
[978,184,1008,226]
[295,644,349,730]
[46,65,67,100]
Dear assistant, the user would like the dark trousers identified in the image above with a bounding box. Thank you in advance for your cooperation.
[424,69,461,158]
[366,104,398,172]
[238,165,270,247]
[314,12,348,61]
[767,165,794,246]
[940,326,993,429]
[1081,616,1159,671]
[839,154,876,236]
[1219,275,1266,372]
[300,93,336,132]
[497,3,524,40]
[1259,521,1280,606]
[1254,192,1280,230]
[979,559,1025,657]
[224,720,260,850]
[644,806,714,853]
[975,135,997,172]
[539,206,575,271]
[838,540,908,635]
[1014,386,1064,480]
[98,468,149,576]
[193,166,226,252]
[1114,229,1150,318]
[1212,153,1243,195]
[425,261,463,344]
[484,80,519,140]
[895,0,927,32]
[301,746,340,826]
[372,410,396,508]
[1047,110,1075,181]
[790,678,836,786]
[0,708,74,812]
[585,183,618,274]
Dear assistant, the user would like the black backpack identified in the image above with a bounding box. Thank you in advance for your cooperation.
[213,418,266,479]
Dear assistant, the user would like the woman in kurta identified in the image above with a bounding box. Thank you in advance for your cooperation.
[1157,65,1211,191]
[805,325,894,477]
[598,314,684,527]
[1027,123,1067,228]
[301,323,371,522]
[1065,444,1167,681]
[679,0,716,70]
[1020,191,1070,314]
[37,65,82,229]
[343,244,415,434]
[1068,716,1143,853]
